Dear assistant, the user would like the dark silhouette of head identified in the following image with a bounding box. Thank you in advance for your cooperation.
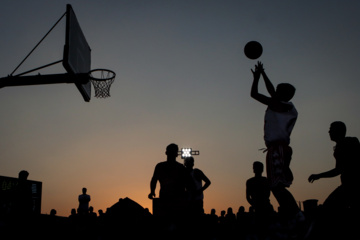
[276,83,296,102]
[329,121,346,142]
[82,187,87,194]
[18,170,29,181]
[71,208,76,215]
[227,207,234,214]
[238,206,245,213]
[165,143,179,161]
[184,156,194,169]
[253,161,264,175]
[221,210,226,217]
[50,209,57,216]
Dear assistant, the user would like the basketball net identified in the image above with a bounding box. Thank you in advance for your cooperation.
[89,69,116,98]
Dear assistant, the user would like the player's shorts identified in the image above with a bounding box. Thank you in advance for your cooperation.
[265,143,294,188]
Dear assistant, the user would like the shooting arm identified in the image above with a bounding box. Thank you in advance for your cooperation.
[261,70,276,98]
[251,70,271,105]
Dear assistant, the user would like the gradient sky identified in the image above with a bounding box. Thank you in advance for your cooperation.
[1,0,360,217]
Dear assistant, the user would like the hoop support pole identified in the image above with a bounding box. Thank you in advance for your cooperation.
[0,73,88,88]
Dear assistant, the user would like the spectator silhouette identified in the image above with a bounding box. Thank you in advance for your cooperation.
[225,207,236,224]
[78,187,91,215]
[250,61,304,225]
[98,209,105,218]
[218,210,226,225]
[219,207,236,238]
[308,121,360,238]
[209,208,219,224]
[236,206,254,237]
[184,156,211,217]
[236,206,245,221]
[88,206,97,217]
[69,208,77,222]
[50,209,57,216]
[13,170,33,218]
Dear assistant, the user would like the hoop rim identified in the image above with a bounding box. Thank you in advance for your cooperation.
[89,68,116,81]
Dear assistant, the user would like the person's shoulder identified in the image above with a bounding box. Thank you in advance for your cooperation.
[283,101,297,111]
[343,137,360,148]
[268,100,296,113]
[175,161,186,169]
[345,136,359,142]
[193,168,205,177]
[155,161,167,167]
[340,136,359,145]
[246,177,256,184]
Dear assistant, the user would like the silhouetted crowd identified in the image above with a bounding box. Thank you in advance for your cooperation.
[0,197,314,240]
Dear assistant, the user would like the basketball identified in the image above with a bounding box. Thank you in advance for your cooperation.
[244,41,263,60]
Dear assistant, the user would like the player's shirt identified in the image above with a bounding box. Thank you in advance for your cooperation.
[153,161,187,200]
[264,102,297,146]
[334,136,360,186]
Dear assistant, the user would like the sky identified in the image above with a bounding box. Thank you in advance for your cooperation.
[1,0,360,217]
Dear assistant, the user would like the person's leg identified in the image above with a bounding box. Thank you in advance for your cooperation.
[271,184,299,217]
[307,186,347,239]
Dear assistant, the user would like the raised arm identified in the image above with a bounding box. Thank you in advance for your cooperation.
[250,61,271,105]
[308,168,341,183]
[259,63,276,98]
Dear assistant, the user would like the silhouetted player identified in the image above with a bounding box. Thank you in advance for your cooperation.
[246,161,273,215]
[309,121,360,215]
[250,61,304,222]
[184,156,211,216]
[149,143,190,222]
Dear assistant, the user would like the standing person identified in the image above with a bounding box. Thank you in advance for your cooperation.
[184,156,211,216]
[78,187,91,215]
[250,61,303,223]
[308,121,360,238]
[13,170,33,217]
[148,143,190,221]
[246,161,273,215]
[246,161,274,239]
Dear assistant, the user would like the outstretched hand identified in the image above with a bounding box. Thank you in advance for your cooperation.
[256,61,264,72]
[308,174,320,183]
[251,61,264,78]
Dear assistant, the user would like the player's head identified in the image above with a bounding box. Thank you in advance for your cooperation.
[276,83,296,102]
[166,143,179,158]
[329,121,346,141]
[184,156,194,168]
[253,161,264,174]
[82,188,87,194]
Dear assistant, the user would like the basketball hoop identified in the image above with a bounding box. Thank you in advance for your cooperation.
[89,69,116,98]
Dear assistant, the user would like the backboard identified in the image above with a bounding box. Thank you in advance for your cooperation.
[63,4,91,102]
